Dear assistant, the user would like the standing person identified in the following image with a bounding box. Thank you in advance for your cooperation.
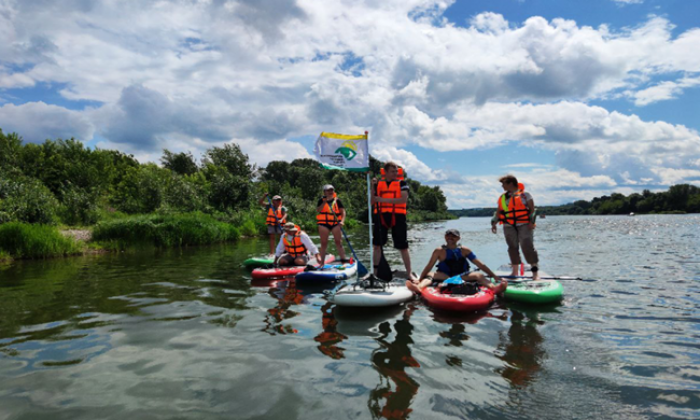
[316,184,348,266]
[274,223,321,267]
[491,175,540,279]
[259,193,287,256]
[371,161,415,280]
[406,229,505,294]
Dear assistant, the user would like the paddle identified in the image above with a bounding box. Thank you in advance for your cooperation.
[326,196,369,277]
[499,275,597,282]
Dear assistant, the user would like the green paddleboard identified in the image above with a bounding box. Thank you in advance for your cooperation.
[503,279,563,304]
[243,257,274,268]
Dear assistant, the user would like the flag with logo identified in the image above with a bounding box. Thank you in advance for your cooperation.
[314,132,369,172]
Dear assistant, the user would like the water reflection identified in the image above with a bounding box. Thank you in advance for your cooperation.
[260,277,303,335]
[314,301,348,359]
[368,306,420,420]
[496,308,547,388]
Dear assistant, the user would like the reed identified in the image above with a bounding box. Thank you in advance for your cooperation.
[0,223,81,259]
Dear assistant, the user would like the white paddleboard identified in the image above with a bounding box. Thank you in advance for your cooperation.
[330,272,416,307]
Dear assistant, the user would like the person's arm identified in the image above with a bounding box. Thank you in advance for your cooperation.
[259,193,269,207]
[339,208,346,225]
[527,197,536,230]
[418,249,441,282]
[301,233,320,260]
[465,247,501,281]
[316,198,326,213]
[491,211,499,233]
[274,237,285,263]
[279,207,287,224]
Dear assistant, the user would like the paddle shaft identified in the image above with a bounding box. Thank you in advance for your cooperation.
[499,275,595,282]
[326,196,368,276]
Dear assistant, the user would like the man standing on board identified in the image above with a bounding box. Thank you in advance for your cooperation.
[491,175,540,280]
[371,161,415,280]
[259,193,287,256]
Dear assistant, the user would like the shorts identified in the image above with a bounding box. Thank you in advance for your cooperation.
[267,225,283,234]
[279,253,309,264]
[372,213,408,250]
[318,223,340,231]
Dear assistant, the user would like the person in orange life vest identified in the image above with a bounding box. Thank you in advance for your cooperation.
[274,222,321,267]
[491,175,540,279]
[259,193,287,256]
[316,184,348,267]
[371,161,415,281]
[406,228,506,294]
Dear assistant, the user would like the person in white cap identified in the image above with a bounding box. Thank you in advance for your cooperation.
[406,228,506,294]
[274,222,321,266]
[316,184,348,267]
[259,193,287,255]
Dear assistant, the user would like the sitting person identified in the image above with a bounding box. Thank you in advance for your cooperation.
[406,228,506,294]
[274,222,322,267]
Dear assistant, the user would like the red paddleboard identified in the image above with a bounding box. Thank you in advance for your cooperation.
[421,286,495,312]
[251,255,335,280]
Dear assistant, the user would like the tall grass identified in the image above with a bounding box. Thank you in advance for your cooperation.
[0,223,82,259]
[92,212,240,250]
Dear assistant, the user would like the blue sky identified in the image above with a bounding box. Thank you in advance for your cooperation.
[1,0,699,208]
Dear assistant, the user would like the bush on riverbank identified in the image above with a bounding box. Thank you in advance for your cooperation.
[0,223,81,259]
[92,212,240,250]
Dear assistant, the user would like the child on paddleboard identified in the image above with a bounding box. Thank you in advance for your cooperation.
[406,229,506,294]
[274,223,321,267]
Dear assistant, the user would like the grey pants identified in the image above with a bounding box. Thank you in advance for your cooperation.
[503,224,539,266]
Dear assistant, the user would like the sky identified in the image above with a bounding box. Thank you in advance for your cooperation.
[1,0,699,209]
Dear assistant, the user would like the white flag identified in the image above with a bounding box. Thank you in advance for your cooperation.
[314,132,369,172]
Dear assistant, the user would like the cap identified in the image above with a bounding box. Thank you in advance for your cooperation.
[272,195,282,200]
[445,228,461,238]
[322,184,335,191]
[283,222,298,231]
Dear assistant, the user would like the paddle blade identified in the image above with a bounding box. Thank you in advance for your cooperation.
[376,248,393,282]
[356,260,369,277]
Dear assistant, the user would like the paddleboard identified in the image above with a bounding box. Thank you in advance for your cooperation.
[295,260,358,283]
[243,256,274,269]
[421,286,495,312]
[496,265,563,304]
[330,272,415,307]
[251,255,335,280]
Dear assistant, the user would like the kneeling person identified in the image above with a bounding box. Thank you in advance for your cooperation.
[406,229,506,294]
[275,223,321,267]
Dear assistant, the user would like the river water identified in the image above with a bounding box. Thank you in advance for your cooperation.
[0,215,699,419]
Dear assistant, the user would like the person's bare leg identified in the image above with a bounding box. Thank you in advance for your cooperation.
[399,248,415,280]
[373,245,382,275]
[331,227,346,261]
[318,226,330,270]
[269,233,276,256]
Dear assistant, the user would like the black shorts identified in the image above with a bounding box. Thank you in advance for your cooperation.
[318,223,340,231]
[372,213,408,250]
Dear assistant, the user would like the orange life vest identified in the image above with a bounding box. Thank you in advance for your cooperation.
[373,167,407,215]
[283,228,308,257]
[498,191,530,225]
[266,205,283,226]
[317,193,343,225]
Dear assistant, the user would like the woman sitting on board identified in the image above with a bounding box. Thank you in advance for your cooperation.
[316,184,348,267]
[406,228,506,294]
[274,223,322,267]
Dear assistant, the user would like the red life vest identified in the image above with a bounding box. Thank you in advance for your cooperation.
[317,193,342,225]
[266,205,283,226]
[498,191,530,225]
[283,228,308,257]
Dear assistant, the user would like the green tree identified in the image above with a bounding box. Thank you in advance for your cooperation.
[161,149,198,176]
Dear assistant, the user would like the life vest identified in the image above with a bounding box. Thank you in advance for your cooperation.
[498,191,530,225]
[283,227,308,257]
[436,246,470,275]
[317,193,342,225]
[266,205,283,226]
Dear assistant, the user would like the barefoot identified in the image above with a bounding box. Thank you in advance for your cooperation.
[406,280,421,294]
[492,280,508,296]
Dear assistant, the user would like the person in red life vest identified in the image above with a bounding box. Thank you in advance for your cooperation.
[491,175,540,279]
[371,161,415,280]
[316,184,348,267]
[274,222,321,267]
[406,228,506,294]
[259,193,287,256]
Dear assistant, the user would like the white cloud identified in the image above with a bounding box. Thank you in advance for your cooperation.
[0,101,94,143]
[612,0,644,5]
[0,1,699,197]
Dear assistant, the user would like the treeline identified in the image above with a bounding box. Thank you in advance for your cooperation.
[449,185,700,217]
[0,129,452,233]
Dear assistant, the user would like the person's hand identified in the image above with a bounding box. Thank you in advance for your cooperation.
[491,224,497,234]
[316,254,322,264]
[339,220,344,226]
[529,222,536,230]
[371,195,378,204]
[493,275,502,282]
[372,177,378,186]
[264,192,269,197]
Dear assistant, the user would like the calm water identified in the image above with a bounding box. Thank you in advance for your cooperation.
[1,215,699,420]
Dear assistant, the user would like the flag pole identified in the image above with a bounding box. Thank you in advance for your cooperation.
[365,130,373,276]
